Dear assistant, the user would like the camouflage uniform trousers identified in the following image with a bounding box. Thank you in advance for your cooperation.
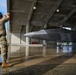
[0,35,8,62]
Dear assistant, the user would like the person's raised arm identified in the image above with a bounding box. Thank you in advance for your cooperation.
[4,13,10,19]
[1,13,10,22]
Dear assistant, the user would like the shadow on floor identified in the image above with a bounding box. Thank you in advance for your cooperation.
[8,55,43,66]
[3,54,75,75]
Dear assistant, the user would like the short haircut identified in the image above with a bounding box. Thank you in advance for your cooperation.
[0,12,3,18]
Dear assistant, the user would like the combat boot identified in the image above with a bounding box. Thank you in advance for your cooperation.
[1,61,12,68]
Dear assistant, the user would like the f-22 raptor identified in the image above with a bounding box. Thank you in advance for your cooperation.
[24,28,76,42]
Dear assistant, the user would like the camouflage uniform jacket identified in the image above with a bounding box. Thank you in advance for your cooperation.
[0,17,8,36]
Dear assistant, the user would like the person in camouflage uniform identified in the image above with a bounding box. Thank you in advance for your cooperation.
[0,12,12,67]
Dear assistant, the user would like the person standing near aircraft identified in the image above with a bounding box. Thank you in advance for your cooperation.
[0,12,12,67]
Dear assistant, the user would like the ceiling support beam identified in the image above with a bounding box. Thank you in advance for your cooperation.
[49,8,76,27]
[27,0,37,23]
[44,0,63,26]
[60,8,76,23]
[26,0,37,32]
[61,4,76,8]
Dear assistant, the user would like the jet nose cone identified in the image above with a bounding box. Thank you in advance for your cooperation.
[24,33,29,37]
[24,32,35,37]
[24,33,31,37]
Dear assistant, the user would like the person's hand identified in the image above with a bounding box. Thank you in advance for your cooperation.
[4,13,9,16]
[4,13,10,19]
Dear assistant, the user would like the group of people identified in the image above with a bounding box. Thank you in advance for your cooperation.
[0,12,12,68]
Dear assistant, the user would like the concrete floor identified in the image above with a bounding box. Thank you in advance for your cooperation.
[0,45,76,75]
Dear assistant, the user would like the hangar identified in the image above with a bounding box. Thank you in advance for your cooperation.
[1,0,76,75]
[7,0,76,45]
[6,0,76,55]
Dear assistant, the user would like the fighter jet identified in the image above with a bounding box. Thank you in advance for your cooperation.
[24,28,76,42]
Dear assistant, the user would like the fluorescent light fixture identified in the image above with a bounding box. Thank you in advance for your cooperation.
[57,9,59,12]
[33,6,36,9]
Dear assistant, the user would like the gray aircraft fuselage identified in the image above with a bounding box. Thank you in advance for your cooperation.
[24,28,76,42]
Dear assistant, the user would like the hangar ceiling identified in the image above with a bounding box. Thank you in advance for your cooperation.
[7,0,76,33]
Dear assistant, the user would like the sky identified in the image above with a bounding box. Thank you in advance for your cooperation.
[0,0,7,13]
[0,0,8,31]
